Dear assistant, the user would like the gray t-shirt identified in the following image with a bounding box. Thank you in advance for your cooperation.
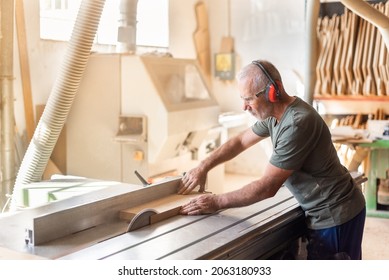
[252,97,365,229]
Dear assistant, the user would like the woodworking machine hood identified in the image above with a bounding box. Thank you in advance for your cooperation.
[119,55,220,162]
[65,54,220,183]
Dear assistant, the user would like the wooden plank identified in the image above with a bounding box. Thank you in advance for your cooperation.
[373,3,384,96]
[339,9,350,95]
[380,2,389,96]
[333,15,343,95]
[219,36,234,53]
[15,0,35,140]
[119,192,202,222]
[193,1,211,82]
[345,11,358,93]
[353,16,366,95]
[320,16,335,95]
[150,206,181,224]
[326,16,338,95]
[363,17,377,96]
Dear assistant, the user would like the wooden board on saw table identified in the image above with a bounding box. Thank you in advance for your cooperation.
[119,192,205,226]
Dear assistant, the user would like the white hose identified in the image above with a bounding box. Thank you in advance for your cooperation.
[10,0,106,211]
[117,0,139,53]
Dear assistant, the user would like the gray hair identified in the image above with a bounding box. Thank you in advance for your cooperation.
[236,60,282,90]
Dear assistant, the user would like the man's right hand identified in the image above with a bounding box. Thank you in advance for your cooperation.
[178,167,207,195]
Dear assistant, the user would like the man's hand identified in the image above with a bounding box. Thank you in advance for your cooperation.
[178,167,207,194]
[180,194,218,215]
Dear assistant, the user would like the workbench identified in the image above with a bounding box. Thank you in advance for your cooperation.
[0,177,306,260]
[333,137,389,218]
[359,140,389,218]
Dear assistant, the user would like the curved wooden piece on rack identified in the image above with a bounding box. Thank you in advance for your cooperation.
[340,0,389,49]
[345,11,358,94]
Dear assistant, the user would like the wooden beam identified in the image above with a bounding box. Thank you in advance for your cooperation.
[15,0,35,140]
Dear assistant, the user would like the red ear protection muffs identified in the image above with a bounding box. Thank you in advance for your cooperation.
[264,83,278,103]
[252,61,281,103]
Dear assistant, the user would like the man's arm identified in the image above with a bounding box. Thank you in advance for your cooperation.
[180,163,293,215]
[215,163,293,208]
[178,128,265,194]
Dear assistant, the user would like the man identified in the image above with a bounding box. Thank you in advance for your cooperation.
[178,60,366,260]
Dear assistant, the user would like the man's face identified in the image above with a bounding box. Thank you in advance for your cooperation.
[238,80,271,121]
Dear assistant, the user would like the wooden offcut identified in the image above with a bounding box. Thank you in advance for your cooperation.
[193,1,211,82]
[120,191,203,224]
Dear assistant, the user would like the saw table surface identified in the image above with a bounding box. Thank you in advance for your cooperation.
[0,177,305,260]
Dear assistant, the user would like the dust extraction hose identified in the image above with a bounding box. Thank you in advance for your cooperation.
[10,0,106,211]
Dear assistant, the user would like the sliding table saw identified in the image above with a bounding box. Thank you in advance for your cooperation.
[0,173,366,260]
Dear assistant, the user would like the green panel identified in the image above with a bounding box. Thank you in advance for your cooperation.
[364,145,389,218]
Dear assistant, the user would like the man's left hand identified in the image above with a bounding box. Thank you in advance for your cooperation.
[180,194,218,215]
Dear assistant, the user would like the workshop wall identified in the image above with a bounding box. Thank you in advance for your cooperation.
[145,0,306,114]
[207,0,306,176]
[12,0,305,178]
[12,0,316,179]
[170,0,307,176]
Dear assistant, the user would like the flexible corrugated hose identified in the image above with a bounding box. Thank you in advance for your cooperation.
[10,0,106,211]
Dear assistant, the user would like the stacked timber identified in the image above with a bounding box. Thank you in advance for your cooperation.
[315,2,389,97]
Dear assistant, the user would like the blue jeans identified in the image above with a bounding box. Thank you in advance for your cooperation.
[306,208,366,260]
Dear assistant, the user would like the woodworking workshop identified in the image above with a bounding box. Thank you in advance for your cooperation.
[0,0,389,262]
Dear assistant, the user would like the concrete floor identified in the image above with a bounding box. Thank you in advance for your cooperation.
[362,216,389,259]
[220,173,389,260]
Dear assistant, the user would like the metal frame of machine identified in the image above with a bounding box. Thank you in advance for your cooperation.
[0,177,306,260]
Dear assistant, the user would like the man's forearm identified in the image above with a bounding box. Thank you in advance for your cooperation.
[214,175,282,209]
[199,135,247,173]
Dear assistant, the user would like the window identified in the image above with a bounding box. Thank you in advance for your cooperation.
[39,0,169,48]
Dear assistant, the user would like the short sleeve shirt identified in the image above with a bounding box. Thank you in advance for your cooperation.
[252,97,365,229]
